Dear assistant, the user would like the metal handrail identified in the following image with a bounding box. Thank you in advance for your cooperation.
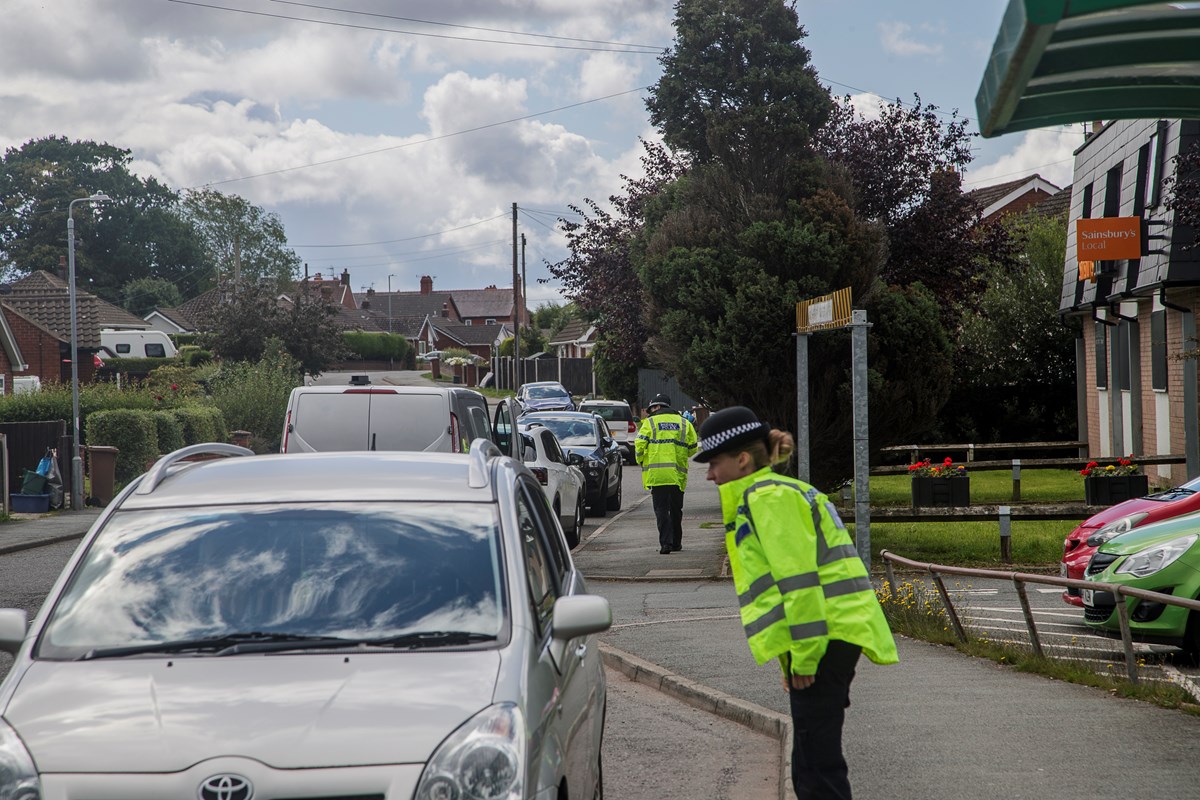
[879,550,1200,683]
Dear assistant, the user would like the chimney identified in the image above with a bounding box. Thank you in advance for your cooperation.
[1091,120,1104,136]
[442,302,449,317]
[420,275,433,294]
[367,287,375,296]
[341,269,350,287]
[314,272,323,281]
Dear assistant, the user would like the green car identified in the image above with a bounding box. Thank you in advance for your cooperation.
[1082,510,1200,658]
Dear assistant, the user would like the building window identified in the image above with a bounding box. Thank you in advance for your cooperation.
[486,318,496,325]
[1145,121,1166,210]
[1081,183,1094,219]
[1095,322,1108,389]
[464,319,472,326]
[1151,309,1168,391]
[1134,144,1150,217]
[1116,321,1132,392]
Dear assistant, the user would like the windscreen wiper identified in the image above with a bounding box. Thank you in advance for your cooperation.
[364,631,500,649]
[78,632,357,660]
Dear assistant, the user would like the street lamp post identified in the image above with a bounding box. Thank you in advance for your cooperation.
[387,274,395,334]
[67,193,111,510]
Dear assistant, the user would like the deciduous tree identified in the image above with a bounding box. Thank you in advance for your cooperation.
[181,188,301,292]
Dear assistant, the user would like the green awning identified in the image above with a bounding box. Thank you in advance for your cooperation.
[977,1,1200,137]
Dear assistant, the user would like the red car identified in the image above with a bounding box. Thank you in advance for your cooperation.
[1061,475,1200,605]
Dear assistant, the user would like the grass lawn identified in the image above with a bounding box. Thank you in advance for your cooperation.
[852,519,1071,568]
[868,468,1089,506]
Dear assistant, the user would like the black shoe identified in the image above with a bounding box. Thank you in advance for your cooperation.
[660,546,671,554]
[670,545,682,552]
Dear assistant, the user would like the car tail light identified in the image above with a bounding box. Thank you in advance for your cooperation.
[450,412,460,453]
[281,410,292,452]
[627,421,637,434]
[531,466,548,485]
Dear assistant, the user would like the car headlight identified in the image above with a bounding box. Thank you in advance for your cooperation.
[0,718,41,800]
[1086,513,1149,547]
[1115,534,1198,578]
[415,704,525,800]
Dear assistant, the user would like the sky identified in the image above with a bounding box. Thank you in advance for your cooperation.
[0,0,1086,308]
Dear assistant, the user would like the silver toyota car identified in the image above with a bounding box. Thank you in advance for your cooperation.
[0,440,610,800]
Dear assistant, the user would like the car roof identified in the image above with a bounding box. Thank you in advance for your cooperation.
[579,399,629,406]
[523,381,566,388]
[117,451,504,510]
[522,410,596,420]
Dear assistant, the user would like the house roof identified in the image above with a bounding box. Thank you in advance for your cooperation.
[966,174,1060,220]
[451,287,514,319]
[425,317,512,347]
[374,291,461,321]
[298,275,357,310]
[0,305,30,371]
[147,306,200,333]
[1031,186,1072,220]
[174,286,225,330]
[547,319,596,346]
[6,271,146,348]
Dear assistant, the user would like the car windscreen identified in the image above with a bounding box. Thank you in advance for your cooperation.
[583,405,631,422]
[534,418,597,447]
[526,385,568,399]
[36,503,506,660]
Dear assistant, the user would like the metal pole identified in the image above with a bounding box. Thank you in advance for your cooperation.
[1183,310,1199,479]
[850,310,871,571]
[794,332,810,484]
[512,203,521,389]
[999,505,1012,563]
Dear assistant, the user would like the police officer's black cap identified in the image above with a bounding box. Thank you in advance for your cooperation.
[647,393,672,410]
[693,406,770,463]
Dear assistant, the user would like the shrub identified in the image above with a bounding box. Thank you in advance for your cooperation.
[207,351,300,452]
[343,331,412,362]
[170,406,227,445]
[151,411,186,453]
[0,382,162,443]
[181,348,214,367]
[85,409,158,484]
[96,357,174,378]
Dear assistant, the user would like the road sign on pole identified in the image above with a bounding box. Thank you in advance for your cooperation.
[794,288,874,570]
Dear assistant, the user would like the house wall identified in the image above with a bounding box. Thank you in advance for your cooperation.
[4,313,81,386]
[984,189,1053,223]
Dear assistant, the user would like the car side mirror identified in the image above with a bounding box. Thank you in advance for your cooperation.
[0,608,27,655]
[551,595,611,640]
[568,452,584,466]
[602,437,614,448]
[523,446,537,462]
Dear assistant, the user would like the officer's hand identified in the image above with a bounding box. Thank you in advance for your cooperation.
[785,673,815,691]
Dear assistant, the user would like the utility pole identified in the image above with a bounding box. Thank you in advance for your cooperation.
[512,202,521,389]
[520,233,528,329]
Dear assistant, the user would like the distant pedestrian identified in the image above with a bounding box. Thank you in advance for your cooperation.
[635,394,698,554]
[695,405,897,800]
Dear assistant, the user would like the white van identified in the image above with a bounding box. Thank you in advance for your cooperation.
[280,384,520,456]
[99,329,178,359]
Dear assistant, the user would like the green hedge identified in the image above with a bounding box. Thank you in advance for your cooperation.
[151,411,186,453]
[0,382,164,439]
[180,348,214,367]
[86,410,159,484]
[97,356,176,376]
[343,331,412,361]
[170,406,227,445]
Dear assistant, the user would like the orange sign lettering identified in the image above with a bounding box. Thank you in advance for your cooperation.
[1076,217,1142,261]
[1078,260,1096,282]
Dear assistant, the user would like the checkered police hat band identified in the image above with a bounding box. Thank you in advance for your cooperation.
[698,421,767,454]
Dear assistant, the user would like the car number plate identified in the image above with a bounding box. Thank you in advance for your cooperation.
[1082,589,1094,607]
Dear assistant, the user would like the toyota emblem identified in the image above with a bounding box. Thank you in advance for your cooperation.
[198,774,253,800]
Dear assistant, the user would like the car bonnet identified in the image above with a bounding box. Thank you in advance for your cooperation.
[1096,510,1200,557]
[4,650,500,773]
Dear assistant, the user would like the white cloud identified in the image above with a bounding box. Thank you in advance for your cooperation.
[964,127,1085,192]
[846,92,889,122]
[877,21,944,58]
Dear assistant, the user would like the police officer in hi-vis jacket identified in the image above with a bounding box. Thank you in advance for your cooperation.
[634,394,698,554]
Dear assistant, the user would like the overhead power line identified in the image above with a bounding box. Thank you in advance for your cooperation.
[168,0,662,53]
[290,213,509,248]
[190,86,650,189]
[272,0,665,51]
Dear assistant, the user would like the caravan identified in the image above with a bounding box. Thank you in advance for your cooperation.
[99,329,177,359]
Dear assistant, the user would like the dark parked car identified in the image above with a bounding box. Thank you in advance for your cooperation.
[522,411,622,516]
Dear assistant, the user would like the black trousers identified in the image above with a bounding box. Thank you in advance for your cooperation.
[787,640,862,800]
[650,485,684,549]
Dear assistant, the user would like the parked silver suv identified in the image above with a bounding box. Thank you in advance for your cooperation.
[0,441,610,800]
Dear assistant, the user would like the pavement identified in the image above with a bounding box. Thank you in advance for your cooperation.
[5,449,1200,798]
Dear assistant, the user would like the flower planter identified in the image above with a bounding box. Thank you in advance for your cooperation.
[1084,474,1149,506]
[911,476,970,508]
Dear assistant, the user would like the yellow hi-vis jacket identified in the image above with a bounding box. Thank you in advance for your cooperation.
[635,411,698,491]
[719,466,898,676]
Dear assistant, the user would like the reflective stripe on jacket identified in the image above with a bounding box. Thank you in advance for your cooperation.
[635,411,698,490]
[719,466,898,676]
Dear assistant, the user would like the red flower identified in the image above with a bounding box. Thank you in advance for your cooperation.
[171,383,178,391]
[1080,468,1092,476]
[943,456,953,466]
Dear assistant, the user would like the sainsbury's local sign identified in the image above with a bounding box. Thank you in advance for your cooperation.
[1076,217,1142,262]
